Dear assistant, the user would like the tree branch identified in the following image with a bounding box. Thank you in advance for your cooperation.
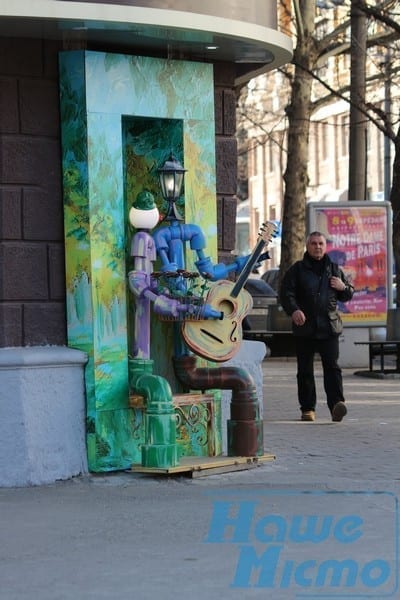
[295,61,397,140]
[357,0,400,35]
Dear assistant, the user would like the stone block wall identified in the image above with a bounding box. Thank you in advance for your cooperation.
[0,38,66,347]
[214,62,238,267]
[0,39,238,348]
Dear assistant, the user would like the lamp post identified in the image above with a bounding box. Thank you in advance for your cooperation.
[157,153,186,221]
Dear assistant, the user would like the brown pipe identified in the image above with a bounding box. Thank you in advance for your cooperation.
[173,355,264,457]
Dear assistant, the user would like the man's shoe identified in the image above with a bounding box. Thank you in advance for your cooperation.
[301,411,315,422]
[332,401,347,422]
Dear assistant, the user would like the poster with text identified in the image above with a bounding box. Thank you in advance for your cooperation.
[308,202,392,326]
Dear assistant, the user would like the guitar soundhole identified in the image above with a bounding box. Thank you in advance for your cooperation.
[218,299,235,317]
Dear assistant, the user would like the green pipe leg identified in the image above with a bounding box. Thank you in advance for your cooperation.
[128,358,179,468]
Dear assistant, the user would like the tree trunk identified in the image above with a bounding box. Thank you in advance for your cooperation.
[280,1,317,280]
[348,0,367,201]
[390,126,400,307]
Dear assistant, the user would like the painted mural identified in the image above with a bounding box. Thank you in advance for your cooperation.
[59,50,219,471]
[123,117,183,369]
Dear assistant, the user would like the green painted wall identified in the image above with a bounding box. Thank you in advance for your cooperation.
[59,51,218,471]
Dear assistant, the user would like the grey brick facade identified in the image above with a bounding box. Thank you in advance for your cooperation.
[0,39,238,347]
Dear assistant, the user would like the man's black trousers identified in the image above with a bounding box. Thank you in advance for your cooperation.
[294,336,345,414]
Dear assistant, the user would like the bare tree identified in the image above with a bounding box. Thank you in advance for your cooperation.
[356,0,400,302]
[280,0,318,273]
[238,0,400,298]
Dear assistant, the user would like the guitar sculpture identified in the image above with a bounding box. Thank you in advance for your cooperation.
[181,221,278,362]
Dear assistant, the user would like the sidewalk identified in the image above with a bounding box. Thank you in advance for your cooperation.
[262,357,400,486]
[1,358,399,599]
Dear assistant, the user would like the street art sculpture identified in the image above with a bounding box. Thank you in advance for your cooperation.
[60,51,263,473]
[128,189,225,468]
[128,178,278,468]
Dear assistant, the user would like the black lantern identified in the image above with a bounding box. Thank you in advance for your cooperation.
[157,154,186,221]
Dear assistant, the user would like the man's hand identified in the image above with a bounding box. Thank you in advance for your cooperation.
[292,309,306,326]
[330,276,346,292]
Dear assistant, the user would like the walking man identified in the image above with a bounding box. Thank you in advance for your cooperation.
[280,231,354,422]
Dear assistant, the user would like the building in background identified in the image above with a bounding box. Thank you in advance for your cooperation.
[237,3,399,268]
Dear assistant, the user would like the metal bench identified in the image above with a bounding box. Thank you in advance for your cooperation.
[354,309,400,373]
[354,339,400,372]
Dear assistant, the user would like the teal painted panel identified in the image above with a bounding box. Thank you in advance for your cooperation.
[123,116,185,389]
[85,52,215,121]
[212,390,222,456]
[59,50,218,472]
[175,391,222,457]
[59,53,97,416]
[123,117,184,218]
[60,51,91,348]
[89,409,143,470]
[183,119,217,256]
[85,112,130,412]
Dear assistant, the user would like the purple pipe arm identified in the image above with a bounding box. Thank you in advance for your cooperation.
[128,270,222,320]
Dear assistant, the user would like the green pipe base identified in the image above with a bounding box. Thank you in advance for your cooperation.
[141,444,180,468]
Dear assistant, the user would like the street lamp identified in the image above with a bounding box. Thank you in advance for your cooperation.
[157,153,186,221]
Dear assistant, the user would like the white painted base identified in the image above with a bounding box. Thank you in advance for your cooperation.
[339,327,370,368]
[0,346,88,487]
[221,340,266,454]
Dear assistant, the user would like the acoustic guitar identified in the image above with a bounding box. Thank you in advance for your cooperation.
[181,221,278,362]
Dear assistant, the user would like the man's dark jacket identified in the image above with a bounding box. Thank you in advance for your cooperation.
[280,252,354,339]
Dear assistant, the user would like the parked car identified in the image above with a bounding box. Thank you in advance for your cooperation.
[245,277,277,301]
[243,278,277,345]
[261,267,280,293]
[244,271,295,356]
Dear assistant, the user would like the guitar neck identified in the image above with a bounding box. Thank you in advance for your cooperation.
[231,239,266,298]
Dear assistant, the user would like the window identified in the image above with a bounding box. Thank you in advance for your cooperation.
[321,121,329,161]
[268,139,275,173]
[340,115,349,157]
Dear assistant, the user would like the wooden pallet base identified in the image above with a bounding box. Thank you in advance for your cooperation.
[130,454,276,478]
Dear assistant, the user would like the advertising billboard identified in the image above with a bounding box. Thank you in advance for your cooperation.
[307,202,392,326]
